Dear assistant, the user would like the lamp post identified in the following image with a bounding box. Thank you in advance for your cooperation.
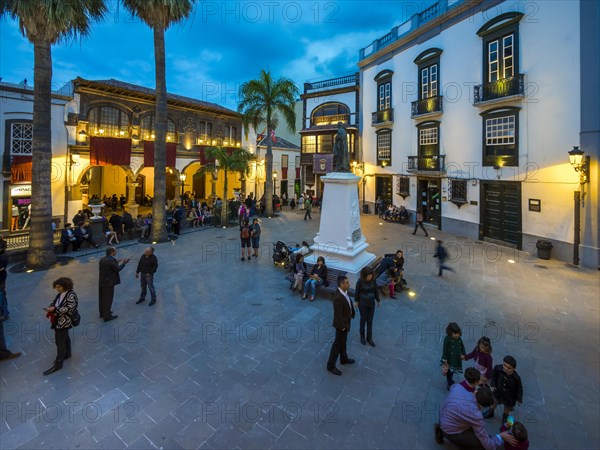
[179,172,187,198]
[568,146,590,265]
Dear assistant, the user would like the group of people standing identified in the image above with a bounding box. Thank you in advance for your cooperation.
[36,245,159,377]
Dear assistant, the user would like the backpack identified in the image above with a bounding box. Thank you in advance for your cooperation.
[241,226,250,239]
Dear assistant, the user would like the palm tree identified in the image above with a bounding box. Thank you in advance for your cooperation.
[122,0,195,242]
[199,147,253,226]
[238,70,299,217]
[1,0,107,269]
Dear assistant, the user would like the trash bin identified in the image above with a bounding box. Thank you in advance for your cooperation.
[536,240,553,260]
[363,204,370,214]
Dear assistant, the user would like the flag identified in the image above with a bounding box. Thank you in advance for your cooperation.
[271,130,277,143]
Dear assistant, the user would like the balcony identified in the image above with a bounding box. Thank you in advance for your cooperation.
[411,96,443,118]
[407,155,446,172]
[311,114,351,127]
[371,108,394,126]
[473,74,525,105]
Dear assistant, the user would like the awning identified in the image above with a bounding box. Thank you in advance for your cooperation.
[11,155,32,182]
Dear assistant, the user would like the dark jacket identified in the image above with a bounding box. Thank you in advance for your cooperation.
[74,225,92,240]
[354,278,380,308]
[441,336,466,372]
[60,228,76,245]
[332,288,355,331]
[49,290,78,330]
[122,211,134,230]
[109,214,123,231]
[136,253,158,275]
[434,243,447,262]
[99,255,126,287]
[310,263,328,286]
[491,365,523,406]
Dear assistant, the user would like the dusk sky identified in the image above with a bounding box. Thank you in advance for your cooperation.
[0,1,433,110]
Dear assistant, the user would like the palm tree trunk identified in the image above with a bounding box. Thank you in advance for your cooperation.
[26,40,57,269]
[264,127,274,217]
[151,27,168,242]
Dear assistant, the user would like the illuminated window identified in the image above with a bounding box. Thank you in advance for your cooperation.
[88,106,129,137]
[141,115,177,142]
[377,130,391,164]
[302,135,316,153]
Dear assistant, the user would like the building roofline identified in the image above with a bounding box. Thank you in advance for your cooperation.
[73,77,240,118]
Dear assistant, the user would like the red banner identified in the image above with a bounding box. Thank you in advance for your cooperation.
[90,136,132,166]
[295,167,301,179]
[282,167,288,179]
[11,155,32,182]
[143,141,177,168]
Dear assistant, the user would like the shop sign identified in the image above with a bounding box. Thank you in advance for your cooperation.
[11,185,32,197]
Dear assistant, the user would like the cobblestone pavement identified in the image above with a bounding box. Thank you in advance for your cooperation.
[1,210,598,449]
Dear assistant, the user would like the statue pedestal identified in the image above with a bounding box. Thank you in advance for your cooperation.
[305,172,375,286]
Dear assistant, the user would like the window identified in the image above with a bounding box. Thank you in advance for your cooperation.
[487,34,514,82]
[417,121,440,158]
[376,129,392,165]
[141,115,177,142]
[379,82,391,111]
[397,176,410,198]
[449,179,468,207]
[224,125,237,145]
[419,127,438,145]
[374,70,393,112]
[477,12,523,83]
[414,48,442,101]
[311,102,350,126]
[318,134,333,153]
[281,154,288,168]
[486,116,515,145]
[10,123,33,155]
[481,107,519,166]
[198,121,213,143]
[88,106,130,137]
[421,64,438,99]
[302,136,316,153]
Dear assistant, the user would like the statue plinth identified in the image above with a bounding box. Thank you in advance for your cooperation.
[305,172,375,286]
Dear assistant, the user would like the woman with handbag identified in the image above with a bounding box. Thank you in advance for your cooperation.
[43,277,78,376]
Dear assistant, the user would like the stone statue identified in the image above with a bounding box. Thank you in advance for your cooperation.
[333,122,350,172]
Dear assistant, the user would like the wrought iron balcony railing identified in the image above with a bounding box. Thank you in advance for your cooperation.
[474,74,525,104]
[407,155,446,172]
[371,108,394,126]
[411,96,443,117]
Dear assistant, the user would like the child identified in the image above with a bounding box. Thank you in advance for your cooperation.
[376,267,400,299]
[500,420,529,449]
[440,322,466,390]
[463,336,493,384]
[488,355,523,422]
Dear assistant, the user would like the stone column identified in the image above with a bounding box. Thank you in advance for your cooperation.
[125,182,140,218]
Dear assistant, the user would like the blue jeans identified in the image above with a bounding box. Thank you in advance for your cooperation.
[140,273,156,301]
[304,278,323,297]
[0,288,8,319]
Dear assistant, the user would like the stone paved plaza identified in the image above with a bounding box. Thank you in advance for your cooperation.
[1,211,598,449]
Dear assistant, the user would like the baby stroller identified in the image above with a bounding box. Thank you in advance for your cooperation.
[272,240,296,269]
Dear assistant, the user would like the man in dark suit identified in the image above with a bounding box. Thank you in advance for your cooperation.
[98,247,129,322]
[60,223,78,253]
[327,275,355,376]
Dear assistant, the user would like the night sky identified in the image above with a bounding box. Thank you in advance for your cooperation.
[0,1,433,109]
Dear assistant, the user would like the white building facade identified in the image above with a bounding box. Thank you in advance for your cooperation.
[358,0,599,268]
